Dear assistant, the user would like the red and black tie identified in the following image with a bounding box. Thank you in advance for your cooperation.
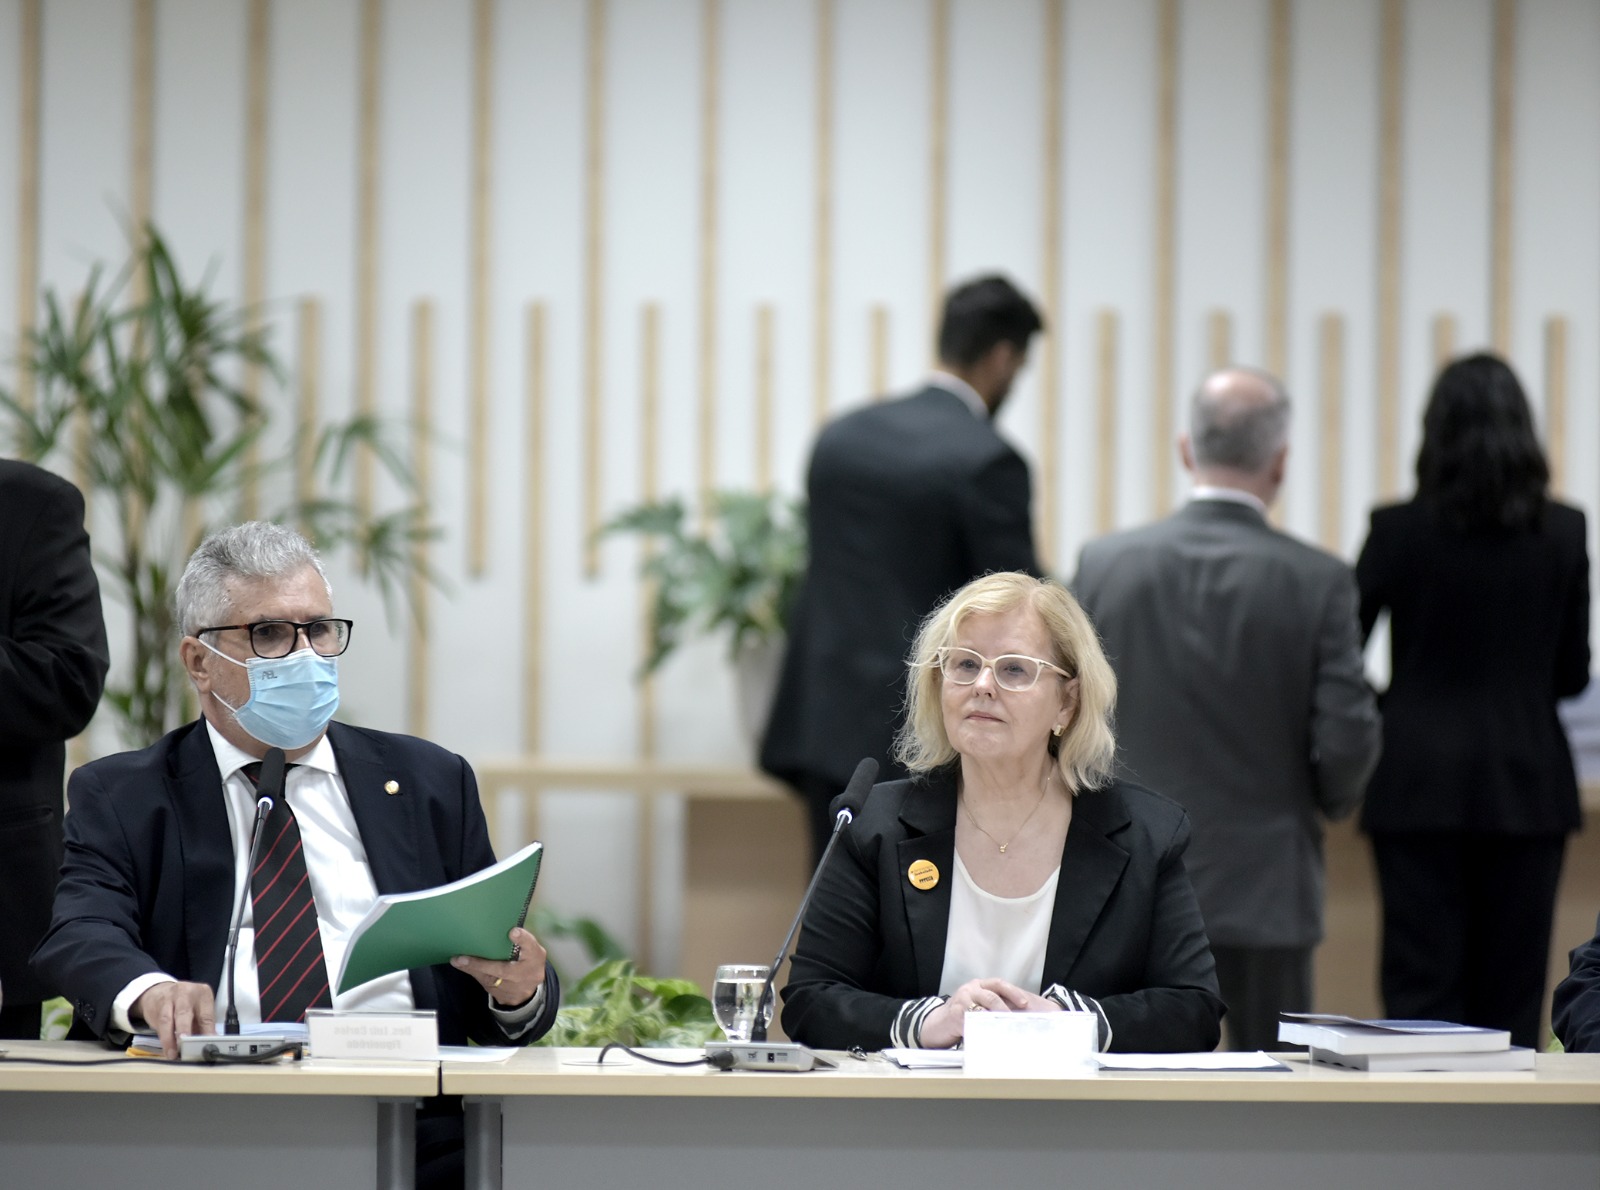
[242,761,333,1023]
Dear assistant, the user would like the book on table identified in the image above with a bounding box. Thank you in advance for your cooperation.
[1277,1013,1511,1055]
[1307,1046,1536,1073]
[336,841,543,995]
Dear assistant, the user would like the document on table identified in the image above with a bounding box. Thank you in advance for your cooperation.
[883,1048,965,1069]
[1093,1052,1291,1072]
[438,1045,518,1063]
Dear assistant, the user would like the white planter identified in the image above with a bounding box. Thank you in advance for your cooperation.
[733,633,786,757]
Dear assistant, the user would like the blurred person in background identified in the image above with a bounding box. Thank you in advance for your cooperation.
[1358,353,1589,1049]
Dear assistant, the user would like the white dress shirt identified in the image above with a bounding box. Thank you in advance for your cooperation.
[1190,483,1269,518]
[113,721,544,1035]
[926,370,990,420]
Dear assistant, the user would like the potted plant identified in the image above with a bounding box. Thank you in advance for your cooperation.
[599,490,805,747]
[0,226,433,746]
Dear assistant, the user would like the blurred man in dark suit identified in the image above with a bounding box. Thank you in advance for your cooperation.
[0,459,109,1039]
[761,275,1044,859]
[1073,368,1381,1049]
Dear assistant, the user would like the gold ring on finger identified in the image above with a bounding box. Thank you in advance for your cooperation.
[493,977,503,989]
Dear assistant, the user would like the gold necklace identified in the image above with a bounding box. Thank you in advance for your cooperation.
[962,772,1053,855]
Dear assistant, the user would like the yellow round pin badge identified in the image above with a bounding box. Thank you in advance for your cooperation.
[908,859,939,891]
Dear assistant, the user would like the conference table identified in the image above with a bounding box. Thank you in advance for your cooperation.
[0,1039,434,1189]
[446,1047,1600,1190]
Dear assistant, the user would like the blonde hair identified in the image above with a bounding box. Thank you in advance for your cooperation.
[893,572,1117,793]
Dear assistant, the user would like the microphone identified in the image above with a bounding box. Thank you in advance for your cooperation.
[223,747,286,1035]
[744,757,877,1052]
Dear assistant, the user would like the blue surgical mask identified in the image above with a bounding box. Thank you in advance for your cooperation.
[204,642,340,750]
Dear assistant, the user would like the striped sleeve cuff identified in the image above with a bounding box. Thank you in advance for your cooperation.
[1043,984,1112,1052]
[890,995,948,1048]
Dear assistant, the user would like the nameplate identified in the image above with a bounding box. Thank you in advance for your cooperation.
[306,1010,439,1061]
[963,1010,1097,1078]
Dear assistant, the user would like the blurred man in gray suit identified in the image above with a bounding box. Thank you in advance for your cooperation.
[1072,367,1380,1049]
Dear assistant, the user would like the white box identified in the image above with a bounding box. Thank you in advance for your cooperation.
[962,1011,1097,1078]
[306,1010,439,1061]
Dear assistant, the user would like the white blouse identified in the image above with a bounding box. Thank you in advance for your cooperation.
[938,851,1060,995]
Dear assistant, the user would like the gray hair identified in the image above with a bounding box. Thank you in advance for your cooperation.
[175,521,332,637]
[1189,367,1291,473]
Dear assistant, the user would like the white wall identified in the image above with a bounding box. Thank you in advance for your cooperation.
[3,0,1597,967]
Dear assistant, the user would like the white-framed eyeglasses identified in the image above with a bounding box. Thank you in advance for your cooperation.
[934,646,1073,692]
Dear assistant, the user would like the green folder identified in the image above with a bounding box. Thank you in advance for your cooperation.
[336,841,543,995]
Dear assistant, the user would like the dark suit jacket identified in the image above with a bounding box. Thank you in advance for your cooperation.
[761,385,1038,798]
[1072,499,1380,949]
[31,719,560,1045]
[1553,914,1600,1051]
[1356,498,1590,834]
[0,461,109,1006]
[780,772,1224,1053]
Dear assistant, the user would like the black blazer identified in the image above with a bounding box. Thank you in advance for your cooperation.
[0,461,109,1006]
[781,772,1224,1053]
[761,386,1038,798]
[1553,915,1600,1051]
[31,719,560,1045]
[1356,499,1590,834]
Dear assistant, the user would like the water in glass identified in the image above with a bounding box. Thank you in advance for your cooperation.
[711,964,772,1042]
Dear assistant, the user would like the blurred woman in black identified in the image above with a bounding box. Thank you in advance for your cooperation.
[1357,353,1590,1048]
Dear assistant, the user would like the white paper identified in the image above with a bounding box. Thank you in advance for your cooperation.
[1093,1051,1291,1071]
[438,1045,518,1063]
[882,1048,964,1069]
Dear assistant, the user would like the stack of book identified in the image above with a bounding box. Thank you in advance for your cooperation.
[1276,1013,1535,1072]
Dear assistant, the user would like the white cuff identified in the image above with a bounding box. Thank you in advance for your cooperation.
[890,995,947,1048]
[487,980,547,1038]
[112,973,179,1036]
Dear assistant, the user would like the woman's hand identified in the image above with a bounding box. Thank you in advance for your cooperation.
[917,978,1061,1048]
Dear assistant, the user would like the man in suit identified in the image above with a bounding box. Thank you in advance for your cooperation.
[1072,367,1381,1049]
[0,460,109,1040]
[33,521,557,1187]
[761,275,1044,859]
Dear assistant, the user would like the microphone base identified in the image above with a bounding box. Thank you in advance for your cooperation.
[178,1033,302,1063]
[704,1042,835,1072]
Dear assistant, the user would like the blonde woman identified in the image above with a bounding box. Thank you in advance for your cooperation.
[781,572,1223,1053]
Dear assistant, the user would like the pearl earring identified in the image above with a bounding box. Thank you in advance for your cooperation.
[1052,724,1065,737]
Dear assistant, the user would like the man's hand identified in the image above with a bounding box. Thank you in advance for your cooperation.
[133,981,216,1059]
[450,926,548,1009]
[918,978,1057,1049]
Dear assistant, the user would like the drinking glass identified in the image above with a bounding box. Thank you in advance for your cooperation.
[711,964,773,1042]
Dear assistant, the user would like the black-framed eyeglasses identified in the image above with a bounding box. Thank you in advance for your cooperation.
[195,618,354,659]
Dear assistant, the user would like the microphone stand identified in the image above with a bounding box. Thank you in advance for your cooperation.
[224,794,276,1035]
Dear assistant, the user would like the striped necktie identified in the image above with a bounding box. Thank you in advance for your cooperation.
[241,761,333,1023]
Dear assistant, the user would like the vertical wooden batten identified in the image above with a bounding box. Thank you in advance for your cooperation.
[697,0,721,526]
[1544,315,1568,496]
[755,305,775,494]
[927,0,949,341]
[1376,0,1404,499]
[1264,0,1290,376]
[811,0,834,428]
[1208,309,1232,370]
[354,0,383,521]
[582,0,608,576]
[1318,313,1345,554]
[1037,0,1065,567]
[1095,310,1119,535]
[14,0,41,413]
[1490,0,1516,355]
[1151,0,1179,515]
[467,0,496,577]
[636,303,662,975]
[521,303,548,844]
[241,0,272,521]
[1431,313,1456,370]
[406,301,434,738]
[294,298,322,537]
[868,305,890,398]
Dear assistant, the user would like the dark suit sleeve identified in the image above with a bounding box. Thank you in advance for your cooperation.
[1553,916,1600,1052]
[1307,567,1382,821]
[1554,510,1591,700]
[30,764,166,1038]
[780,827,906,1049]
[442,751,561,1045]
[1086,811,1225,1053]
[961,448,1039,577]
[0,475,109,752]
[1354,516,1389,644]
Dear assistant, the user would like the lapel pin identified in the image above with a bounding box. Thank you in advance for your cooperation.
[384,780,400,795]
[908,859,939,891]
